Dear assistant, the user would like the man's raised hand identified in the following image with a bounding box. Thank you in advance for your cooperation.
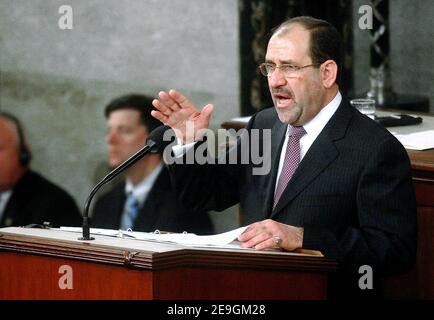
[151,89,214,144]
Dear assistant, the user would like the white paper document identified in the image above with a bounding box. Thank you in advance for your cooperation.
[60,226,248,248]
[394,130,434,150]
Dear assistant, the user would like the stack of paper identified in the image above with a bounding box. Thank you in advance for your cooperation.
[60,226,248,248]
[393,130,434,150]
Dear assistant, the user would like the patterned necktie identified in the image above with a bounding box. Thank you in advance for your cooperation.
[273,126,306,209]
[120,192,140,230]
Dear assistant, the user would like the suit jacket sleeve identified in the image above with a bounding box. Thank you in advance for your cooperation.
[166,119,257,213]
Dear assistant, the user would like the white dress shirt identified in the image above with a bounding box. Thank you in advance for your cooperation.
[0,190,13,222]
[275,91,341,191]
[121,163,163,218]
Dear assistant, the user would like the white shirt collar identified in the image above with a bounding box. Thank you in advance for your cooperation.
[280,91,341,165]
[302,91,342,138]
[275,91,342,193]
[124,163,163,206]
[0,190,13,220]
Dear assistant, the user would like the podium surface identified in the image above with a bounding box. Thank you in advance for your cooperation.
[0,227,336,300]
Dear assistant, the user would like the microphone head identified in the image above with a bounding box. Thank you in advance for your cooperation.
[146,125,175,154]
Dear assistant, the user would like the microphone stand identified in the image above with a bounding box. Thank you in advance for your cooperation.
[79,141,156,240]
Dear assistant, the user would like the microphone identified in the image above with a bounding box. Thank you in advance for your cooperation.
[79,125,173,240]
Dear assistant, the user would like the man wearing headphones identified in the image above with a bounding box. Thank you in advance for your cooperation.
[0,112,82,228]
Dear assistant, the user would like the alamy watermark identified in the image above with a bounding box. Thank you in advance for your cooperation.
[160,123,272,176]
[58,5,73,30]
[58,264,73,290]
[358,5,373,30]
[358,265,373,290]
[57,5,373,31]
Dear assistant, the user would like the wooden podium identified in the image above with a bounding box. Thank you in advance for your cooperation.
[0,227,337,300]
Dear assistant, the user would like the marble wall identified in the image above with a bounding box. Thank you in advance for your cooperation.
[0,0,241,232]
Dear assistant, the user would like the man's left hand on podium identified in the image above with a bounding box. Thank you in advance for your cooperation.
[237,219,304,251]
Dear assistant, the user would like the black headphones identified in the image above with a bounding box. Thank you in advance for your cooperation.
[0,111,32,166]
[17,129,32,166]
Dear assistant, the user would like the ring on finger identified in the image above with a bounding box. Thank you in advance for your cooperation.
[272,235,282,247]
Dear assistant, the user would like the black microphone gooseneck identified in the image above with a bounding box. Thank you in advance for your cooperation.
[79,125,171,240]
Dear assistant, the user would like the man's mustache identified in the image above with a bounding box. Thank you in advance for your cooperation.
[271,88,293,97]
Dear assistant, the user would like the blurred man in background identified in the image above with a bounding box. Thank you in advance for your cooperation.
[91,94,213,234]
[0,111,82,228]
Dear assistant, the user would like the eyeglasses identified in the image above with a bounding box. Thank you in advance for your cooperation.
[258,62,318,78]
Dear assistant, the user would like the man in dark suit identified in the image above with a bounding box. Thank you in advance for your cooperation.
[0,112,82,228]
[91,94,213,234]
[151,16,417,298]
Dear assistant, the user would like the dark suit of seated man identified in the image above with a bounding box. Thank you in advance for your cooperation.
[91,94,213,235]
[151,17,417,298]
[0,112,82,228]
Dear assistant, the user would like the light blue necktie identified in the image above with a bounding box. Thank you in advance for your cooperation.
[120,192,140,230]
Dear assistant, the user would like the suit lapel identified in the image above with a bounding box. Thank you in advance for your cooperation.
[270,133,338,217]
[1,171,32,226]
[98,182,126,229]
[112,184,127,228]
[1,194,19,226]
[262,120,287,216]
[133,169,167,232]
[270,99,353,217]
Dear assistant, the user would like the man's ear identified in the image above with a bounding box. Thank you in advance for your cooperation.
[320,60,338,89]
